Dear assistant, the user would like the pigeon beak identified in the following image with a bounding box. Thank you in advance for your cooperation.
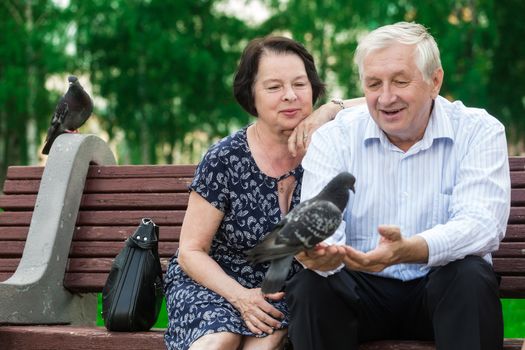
[350,185,355,193]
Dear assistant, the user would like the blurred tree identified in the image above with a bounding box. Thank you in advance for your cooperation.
[0,0,68,185]
[70,0,250,164]
[259,0,499,109]
[487,0,525,146]
[1,0,525,182]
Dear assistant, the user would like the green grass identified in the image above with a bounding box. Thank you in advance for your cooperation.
[97,295,525,337]
[96,294,168,328]
[502,299,525,338]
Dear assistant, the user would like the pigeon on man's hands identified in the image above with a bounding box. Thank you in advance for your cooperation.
[246,172,356,293]
[42,75,93,155]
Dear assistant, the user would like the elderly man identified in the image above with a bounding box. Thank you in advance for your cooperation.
[287,22,510,350]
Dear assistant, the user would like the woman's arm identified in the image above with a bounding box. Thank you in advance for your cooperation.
[177,191,285,335]
[288,97,365,157]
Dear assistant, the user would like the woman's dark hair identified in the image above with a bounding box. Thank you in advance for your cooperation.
[233,36,326,116]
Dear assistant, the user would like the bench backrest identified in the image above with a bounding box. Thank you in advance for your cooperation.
[0,164,194,292]
[1,158,524,297]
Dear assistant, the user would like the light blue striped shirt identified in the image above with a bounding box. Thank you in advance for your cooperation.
[301,96,511,281]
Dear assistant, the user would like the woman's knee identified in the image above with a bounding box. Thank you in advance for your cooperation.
[189,332,242,350]
[242,329,287,350]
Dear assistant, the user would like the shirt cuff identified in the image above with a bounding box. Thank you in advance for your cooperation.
[418,226,450,266]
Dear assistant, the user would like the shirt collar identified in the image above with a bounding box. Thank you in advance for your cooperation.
[363,96,455,151]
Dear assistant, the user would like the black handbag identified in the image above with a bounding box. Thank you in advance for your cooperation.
[102,218,164,331]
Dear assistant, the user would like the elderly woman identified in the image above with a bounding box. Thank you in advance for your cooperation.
[163,36,362,350]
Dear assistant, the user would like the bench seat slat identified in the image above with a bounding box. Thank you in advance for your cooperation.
[0,325,166,350]
[359,339,524,350]
[0,325,522,350]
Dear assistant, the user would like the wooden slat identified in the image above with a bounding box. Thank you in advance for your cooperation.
[5,166,44,180]
[64,272,119,292]
[82,177,192,194]
[0,192,189,211]
[68,241,178,258]
[0,227,29,240]
[0,212,33,226]
[359,339,524,350]
[504,225,525,241]
[0,241,25,257]
[493,242,525,258]
[72,226,181,241]
[0,325,522,350]
[511,172,525,188]
[2,179,40,194]
[492,258,525,274]
[509,156,525,171]
[0,226,180,243]
[0,272,13,282]
[0,258,22,272]
[79,193,189,209]
[3,177,192,195]
[0,325,166,350]
[76,210,185,226]
[65,257,171,273]
[85,164,196,178]
[5,164,197,179]
[508,207,525,224]
[0,210,187,226]
[512,188,525,205]
[500,276,525,298]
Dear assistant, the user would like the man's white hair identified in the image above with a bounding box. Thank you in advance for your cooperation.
[354,22,442,84]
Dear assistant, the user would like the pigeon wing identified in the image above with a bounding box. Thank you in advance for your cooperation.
[42,101,69,154]
[282,199,343,249]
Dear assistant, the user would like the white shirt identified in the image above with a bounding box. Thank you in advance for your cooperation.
[301,96,511,281]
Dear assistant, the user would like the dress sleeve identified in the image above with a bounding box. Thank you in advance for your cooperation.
[190,145,230,213]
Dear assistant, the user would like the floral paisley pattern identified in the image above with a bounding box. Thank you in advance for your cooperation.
[164,126,303,350]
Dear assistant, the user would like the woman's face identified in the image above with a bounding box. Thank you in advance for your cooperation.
[253,51,313,136]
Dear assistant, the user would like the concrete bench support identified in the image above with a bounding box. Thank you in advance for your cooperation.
[0,134,116,324]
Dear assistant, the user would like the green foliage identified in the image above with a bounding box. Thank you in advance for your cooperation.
[68,0,249,164]
[0,0,69,182]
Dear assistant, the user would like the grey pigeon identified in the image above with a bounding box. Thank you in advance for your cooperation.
[42,75,93,155]
[246,172,356,293]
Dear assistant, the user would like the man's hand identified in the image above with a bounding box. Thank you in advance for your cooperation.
[343,225,429,273]
[295,242,347,271]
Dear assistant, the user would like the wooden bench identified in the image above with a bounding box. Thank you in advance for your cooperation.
[0,134,524,349]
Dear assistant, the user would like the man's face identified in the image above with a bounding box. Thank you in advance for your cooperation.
[362,42,443,151]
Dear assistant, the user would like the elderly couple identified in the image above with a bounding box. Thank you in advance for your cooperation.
[164,22,510,350]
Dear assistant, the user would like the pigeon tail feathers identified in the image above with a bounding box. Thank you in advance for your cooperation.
[261,255,294,294]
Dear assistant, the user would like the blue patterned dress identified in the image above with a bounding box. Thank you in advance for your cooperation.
[164,126,303,350]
